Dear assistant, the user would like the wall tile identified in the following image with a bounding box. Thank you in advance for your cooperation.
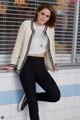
[55,98,65,109]
[54,110,65,120]
[74,107,80,118]
[64,108,74,119]
[44,111,54,120]
[0,105,11,117]
[65,97,75,108]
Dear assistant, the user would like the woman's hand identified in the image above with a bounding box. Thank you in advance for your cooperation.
[54,64,59,71]
[0,66,14,72]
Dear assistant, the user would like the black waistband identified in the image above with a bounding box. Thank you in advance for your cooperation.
[27,56,44,59]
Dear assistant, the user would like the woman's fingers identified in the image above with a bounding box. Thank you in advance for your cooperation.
[54,64,59,71]
[0,66,14,71]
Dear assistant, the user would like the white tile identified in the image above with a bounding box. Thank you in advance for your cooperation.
[44,102,56,111]
[44,111,54,120]
[65,97,75,108]
[39,112,44,120]
[0,72,22,91]
[67,69,77,73]
[6,118,11,120]
[57,74,67,85]
[11,77,23,91]
[0,105,11,117]
[74,96,80,107]
[11,115,25,120]
[10,104,23,116]
[0,71,23,91]
[0,77,11,91]
[55,97,65,109]
[0,72,16,78]
[54,110,64,120]
[38,102,45,112]
[76,69,80,73]
[74,107,80,118]
[24,114,30,120]
[64,108,74,119]
[74,118,80,120]
[76,73,80,84]
[67,72,76,85]
[57,69,68,74]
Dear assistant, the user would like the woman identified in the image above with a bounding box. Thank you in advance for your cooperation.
[1,3,61,120]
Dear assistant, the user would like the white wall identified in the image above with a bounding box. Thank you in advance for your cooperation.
[0,69,80,120]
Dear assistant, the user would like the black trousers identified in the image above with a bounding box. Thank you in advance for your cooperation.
[19,56,61,120]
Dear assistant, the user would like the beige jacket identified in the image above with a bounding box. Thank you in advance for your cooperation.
[10,20,55,73]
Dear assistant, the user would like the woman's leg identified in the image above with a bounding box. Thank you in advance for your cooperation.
[35,59,61,102]
[19,59,39,120]
[19,56,60,118]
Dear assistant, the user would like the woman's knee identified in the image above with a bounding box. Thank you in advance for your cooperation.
[51,89,61,102]
[55,90,61,102]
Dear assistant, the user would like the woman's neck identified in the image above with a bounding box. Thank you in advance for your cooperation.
[35,21,44,26]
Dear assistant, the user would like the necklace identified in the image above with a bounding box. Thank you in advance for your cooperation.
[33,23,45,47]
[35,24,45,34]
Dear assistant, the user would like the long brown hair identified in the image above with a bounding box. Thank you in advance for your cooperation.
[33,3,56,28]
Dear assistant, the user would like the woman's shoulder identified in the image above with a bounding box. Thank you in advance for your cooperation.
[21,19,31,25]
[19,19,32,30]
[47,26,55,33]
[48,26,54,30]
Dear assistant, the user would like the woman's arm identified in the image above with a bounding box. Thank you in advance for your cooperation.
[50,28,59,71]
[10,21,26,67]
[0,21,27,71]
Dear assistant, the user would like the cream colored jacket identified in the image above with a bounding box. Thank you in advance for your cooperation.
[10,20,55,73]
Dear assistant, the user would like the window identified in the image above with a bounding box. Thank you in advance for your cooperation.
[0,0,80,68]
[76,2,80,64]
[55,2,75,65]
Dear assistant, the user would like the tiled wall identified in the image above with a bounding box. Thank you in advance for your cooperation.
[0,69,80,120]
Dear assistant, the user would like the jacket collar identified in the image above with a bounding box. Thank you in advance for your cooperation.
[31,20,48,33]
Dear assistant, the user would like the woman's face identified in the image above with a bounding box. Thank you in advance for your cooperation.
[36,8,51,26]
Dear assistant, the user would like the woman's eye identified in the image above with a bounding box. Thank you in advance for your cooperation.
[41,12,45,15]
[41,12,50,18]
[46,15,50,18]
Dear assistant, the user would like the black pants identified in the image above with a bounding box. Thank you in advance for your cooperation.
[19,56,61,120]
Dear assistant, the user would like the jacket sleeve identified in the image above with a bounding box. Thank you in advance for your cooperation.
[9,21,26,67]
[50,28,55,65]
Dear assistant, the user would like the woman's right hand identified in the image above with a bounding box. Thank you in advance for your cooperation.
[0,66,14,72]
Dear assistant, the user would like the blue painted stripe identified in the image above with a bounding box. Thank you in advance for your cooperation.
[0,90,24,105]
[59,84,80,97]
[0,84,80,105]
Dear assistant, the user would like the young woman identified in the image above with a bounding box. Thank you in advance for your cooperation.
[1,3,61,120]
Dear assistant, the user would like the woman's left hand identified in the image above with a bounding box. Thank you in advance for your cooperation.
[0,66,14,72]
[54,64,59,71]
